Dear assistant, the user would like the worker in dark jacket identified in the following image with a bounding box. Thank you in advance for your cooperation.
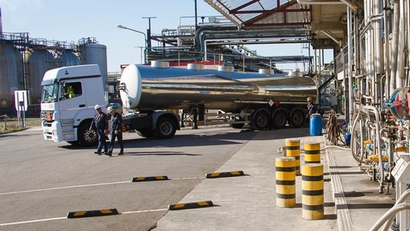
[306,97,318,127]
[106,106,124,156]
[89,104,109,155]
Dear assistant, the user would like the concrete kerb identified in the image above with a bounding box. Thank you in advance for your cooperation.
[323,135,354,231]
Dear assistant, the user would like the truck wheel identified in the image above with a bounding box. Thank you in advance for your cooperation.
[155,117,177,139]
[78,123,98,146]
[250,111,270,130]
[271,110,287,129]
[137,129,155,138]
[230,123,245,129]
[288,109,305,128]
[67,141,80,146]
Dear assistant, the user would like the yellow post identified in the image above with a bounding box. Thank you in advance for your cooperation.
[285,138,300,175]
[275,157,296,208]
[304,142,321,164]
[301,164,324,220]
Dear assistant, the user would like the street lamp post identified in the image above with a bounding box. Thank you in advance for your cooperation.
[137,46,144,65]
[116,24,147,64]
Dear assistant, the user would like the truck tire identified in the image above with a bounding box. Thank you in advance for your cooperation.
[137,129,155,138]
[230,123,245,129]
[78,122,98,146]
[155,117,177,139]
[67,141,80,146]
[250,110,270,130]
[288,109,305,128]
[271,110,287,129]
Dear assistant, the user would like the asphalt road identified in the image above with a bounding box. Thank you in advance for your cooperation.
[0,126,258,231]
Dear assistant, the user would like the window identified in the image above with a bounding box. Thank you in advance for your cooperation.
[61,82,82,100]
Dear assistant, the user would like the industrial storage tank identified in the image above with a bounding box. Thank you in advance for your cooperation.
[24,48,57,104]
[0,43,24,108]
[77,37,108,91]
[55,49,80,67]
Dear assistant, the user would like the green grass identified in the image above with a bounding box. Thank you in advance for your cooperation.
[0,117,42,134]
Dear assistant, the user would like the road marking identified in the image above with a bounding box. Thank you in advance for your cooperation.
[0,181,131,196]
[0,217,66,227]
[121,208,168,214]
[0,176,214,196]
[0,209,168,227]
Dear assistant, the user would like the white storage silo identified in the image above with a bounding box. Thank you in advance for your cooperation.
[77,38,108,91]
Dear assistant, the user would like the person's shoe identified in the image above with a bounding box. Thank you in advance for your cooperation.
[106,152,112,157]
[118,152,124,155]
[94,151,101,155]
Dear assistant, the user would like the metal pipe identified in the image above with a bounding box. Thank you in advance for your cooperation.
[408,0,410,84]
[371,189,410,230]
[348,7,354,129]
[351,109,366,163]
[390,1,400,92]
[365,105,384,190]
[384,2,391,98]
[396,0,405,84]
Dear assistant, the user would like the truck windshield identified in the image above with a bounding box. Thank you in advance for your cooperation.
[41,83,59,103]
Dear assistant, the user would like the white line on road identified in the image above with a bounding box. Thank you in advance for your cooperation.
[121,208,168,214]
[0,180,131,196]
[0,208,168,227]
[0,176,205,196]
[0,217,66,227]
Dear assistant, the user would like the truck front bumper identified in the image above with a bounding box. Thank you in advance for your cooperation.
[42,121,64,142]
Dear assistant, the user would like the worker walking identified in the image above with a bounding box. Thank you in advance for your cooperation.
[90,104,109,155]
[106,106,124,157]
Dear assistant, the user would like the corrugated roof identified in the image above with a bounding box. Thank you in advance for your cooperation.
[204,0,312,29]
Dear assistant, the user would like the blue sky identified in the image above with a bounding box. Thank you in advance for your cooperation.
[0,0,332,73]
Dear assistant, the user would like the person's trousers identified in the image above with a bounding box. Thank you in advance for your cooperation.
[108,132,123,153]
[97,129,108,153]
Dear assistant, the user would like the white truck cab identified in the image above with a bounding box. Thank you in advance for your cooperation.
[41,64,106,146]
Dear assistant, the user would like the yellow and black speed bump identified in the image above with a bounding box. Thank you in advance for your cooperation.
[132,176,169,182]
[205,170,244,178]
[168,201,214,210]
[67,208,119,218]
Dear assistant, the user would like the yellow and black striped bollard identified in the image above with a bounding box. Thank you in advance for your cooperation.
[304,142,321,164]
[275,157,296,208]
[301,164,324,220]
[285,138,300,175]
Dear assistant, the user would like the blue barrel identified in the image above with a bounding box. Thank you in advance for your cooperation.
[310,114,322,136]
[344,132,351,146]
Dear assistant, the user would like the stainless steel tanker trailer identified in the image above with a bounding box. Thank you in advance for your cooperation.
[119,61,318,130]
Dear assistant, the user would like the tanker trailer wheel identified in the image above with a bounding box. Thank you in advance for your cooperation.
[155,117,177,139]
[250,111,270,130]
[271,110,287,129]
[288,109,305,128]
[78,122,98,146]
[230,123,245,129]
